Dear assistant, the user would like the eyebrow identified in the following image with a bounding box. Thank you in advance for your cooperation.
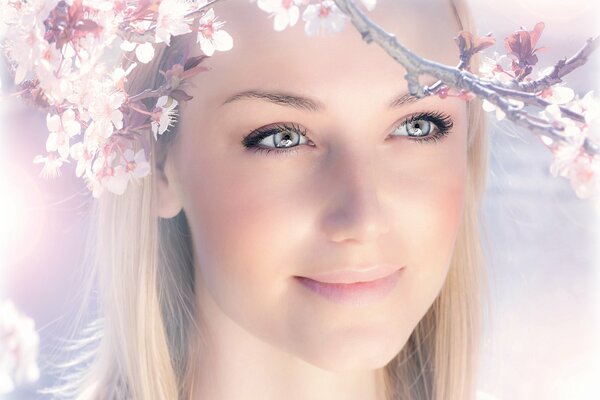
[220,89,421,112]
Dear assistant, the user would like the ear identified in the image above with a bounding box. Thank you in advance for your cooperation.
[155,155,183,218]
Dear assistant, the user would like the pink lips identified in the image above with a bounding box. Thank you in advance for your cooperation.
[294,265,405,305]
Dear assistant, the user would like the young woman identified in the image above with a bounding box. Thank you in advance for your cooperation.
[55,0,489,398]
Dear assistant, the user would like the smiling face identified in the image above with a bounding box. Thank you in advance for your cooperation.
[157,0,467,371]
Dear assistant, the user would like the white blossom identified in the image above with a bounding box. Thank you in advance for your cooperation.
[33,152,66,179]
[120,40,155,64]
[45,109,81,159]
[151,96,179,140]
[155,0,194,45]
[538,84,575,105]
[540,104,584,138]
[123,149,151,179]
[479,52,514,85]
[197,8,234,56]
[88,89,126,138]
[302,0,347,36]
[0,300,40,394]
[257,0,302,31]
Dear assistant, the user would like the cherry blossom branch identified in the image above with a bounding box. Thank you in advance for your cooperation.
[512,35,600,93]
[332,0,599,156]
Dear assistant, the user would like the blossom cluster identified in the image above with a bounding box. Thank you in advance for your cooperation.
[0,0,598,199]
[473,22,600,198]
[0,299,40,394]
[0,0,378,198]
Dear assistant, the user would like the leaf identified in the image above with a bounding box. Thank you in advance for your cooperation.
[530,22,545,48]
[183,55,209,71]
[170,89,193,102]
[455,31,496,56]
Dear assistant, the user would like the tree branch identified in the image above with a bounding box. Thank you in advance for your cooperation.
[333,0,599,156]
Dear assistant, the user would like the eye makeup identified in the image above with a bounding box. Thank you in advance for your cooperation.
[240,110,455,157]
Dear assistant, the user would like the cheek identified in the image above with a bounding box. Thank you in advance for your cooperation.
[179,148,307,328]
[385,141,467,330]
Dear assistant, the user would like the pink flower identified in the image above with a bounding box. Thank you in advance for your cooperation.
[565,154,599,199]
[196,8,233,56]
[88,89,125,138]
[155,0,194,45]
[549,131,599,199]
[123,149,151,179]
[32,152,65,179]
[120,40,156,64]
[0,300,40,394]
[479,51,515,84]
[93,149,150,196]
[302,0,347,36]
[257,0,302,31]
[69,141,95,178]
[566,90,600,125]
[45,109,81,159]
[151,96,179,140]
[540,104,585,138]
[537,84,575,105]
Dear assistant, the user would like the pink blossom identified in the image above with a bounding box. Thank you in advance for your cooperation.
[537,84,575,105]
[565,154,599,199]
[151,96,179,140]
[257,0,302,31]
[566,90,600,125]
[120,40,156,64]
[123,149,151,179]
[32,152,66,179]
[479,51,515,84]
[196,8,233,56]
[69,142,95,178]
[45,109,81,159]
[0,300,40,394]
[549,130,599,199]
[302,0,347,36]
[155,0,194,45]
[88,89,126,138]
[540,104,585,138]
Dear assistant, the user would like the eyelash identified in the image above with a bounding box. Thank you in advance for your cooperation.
[241,111,454,157]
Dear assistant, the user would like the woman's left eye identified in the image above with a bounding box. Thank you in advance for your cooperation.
[241,111,454,157]
[389,111,454,144]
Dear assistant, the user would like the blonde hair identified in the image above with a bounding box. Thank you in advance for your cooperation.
[47,1,490,399]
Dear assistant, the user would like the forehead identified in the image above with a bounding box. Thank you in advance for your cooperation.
[186,0,462,107]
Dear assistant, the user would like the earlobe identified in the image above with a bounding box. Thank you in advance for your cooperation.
[155,157,183,218]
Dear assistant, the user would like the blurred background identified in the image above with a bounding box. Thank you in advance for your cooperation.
[0,0,599,399]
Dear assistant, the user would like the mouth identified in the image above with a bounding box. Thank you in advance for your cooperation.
[294,266,405,306]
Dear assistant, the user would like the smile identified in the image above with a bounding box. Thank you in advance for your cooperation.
[294,267,404,306]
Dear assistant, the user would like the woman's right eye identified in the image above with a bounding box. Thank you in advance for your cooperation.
[242,122,315,154]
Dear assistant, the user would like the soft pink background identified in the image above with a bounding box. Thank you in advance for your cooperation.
[0,1,598,398]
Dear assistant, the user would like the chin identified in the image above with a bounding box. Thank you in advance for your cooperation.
[298,338,404,372]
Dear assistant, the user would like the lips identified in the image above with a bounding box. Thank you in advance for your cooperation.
[301,264,404,284]
[294,265,405,305]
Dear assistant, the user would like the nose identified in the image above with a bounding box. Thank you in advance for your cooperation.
[320,148,390,244]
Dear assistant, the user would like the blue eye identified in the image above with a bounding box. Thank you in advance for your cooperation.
[390,111,454,144]
[241,122,314,157]
[241,111,454,156]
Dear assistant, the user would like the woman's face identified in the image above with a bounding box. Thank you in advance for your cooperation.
[158,0,467,371]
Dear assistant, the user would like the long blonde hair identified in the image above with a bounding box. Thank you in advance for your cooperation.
[47,1,490,399]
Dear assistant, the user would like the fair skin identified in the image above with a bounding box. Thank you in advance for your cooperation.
[156,0,466,399]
